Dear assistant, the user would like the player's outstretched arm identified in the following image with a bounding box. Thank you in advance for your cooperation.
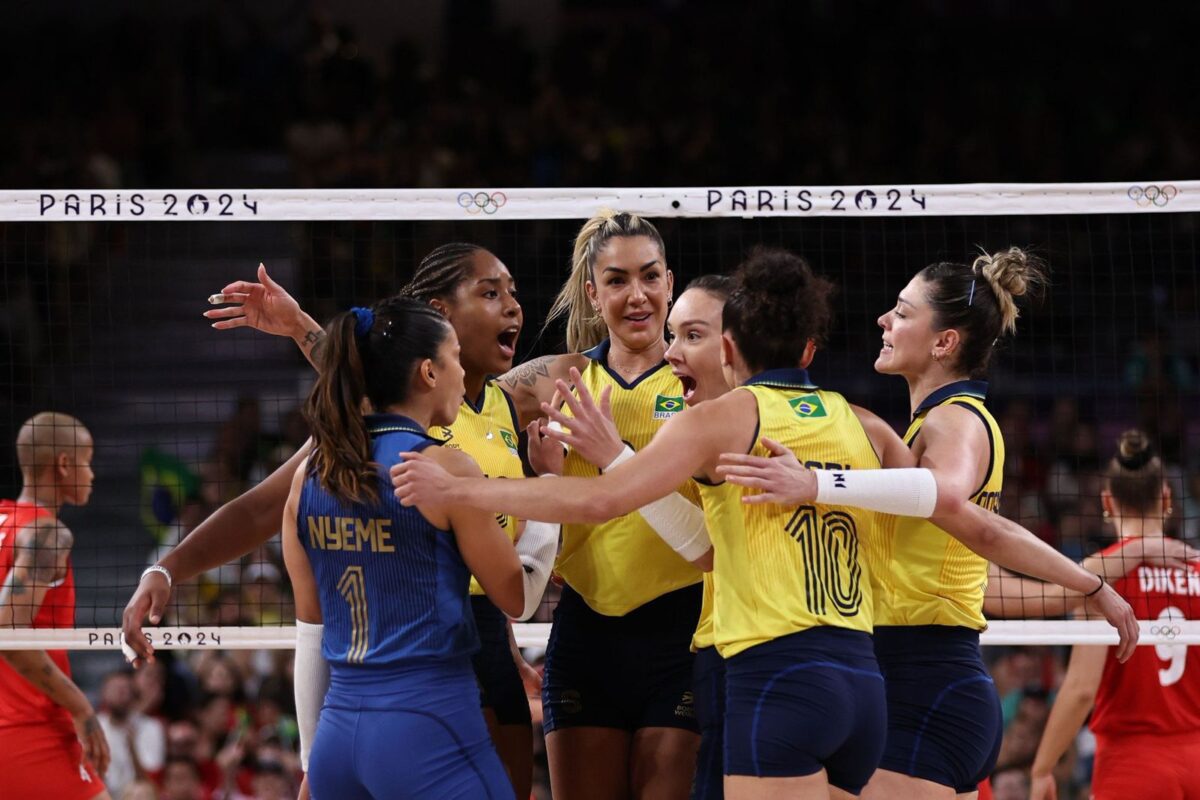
[393,393,744,527]
[121,440,311,666]
[203,263,325,367]
[537,369,713,568]
[986,538,1200,619]
[0,519,110,776]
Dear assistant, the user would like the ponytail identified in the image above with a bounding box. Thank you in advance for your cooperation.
[305,308,378,505]
[303,299,450,506]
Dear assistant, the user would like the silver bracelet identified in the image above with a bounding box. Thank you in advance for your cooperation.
[140,564,173,589]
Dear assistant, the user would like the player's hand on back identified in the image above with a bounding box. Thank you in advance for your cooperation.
[204,262,304,337]
[120,570,171,668]
[716,437,816,505]
[391,451,460,508]
[1129,536,1200,572]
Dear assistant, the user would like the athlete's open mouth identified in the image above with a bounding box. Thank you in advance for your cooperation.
[677,374,698,403]
[497,328,519,357]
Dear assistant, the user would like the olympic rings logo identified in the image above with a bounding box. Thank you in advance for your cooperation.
[458,191,508,215]
[1128,185,1179,207]
[1149,623,1182,639]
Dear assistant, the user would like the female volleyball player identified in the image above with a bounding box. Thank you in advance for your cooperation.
[1030,432,1200,800]
[283,297,557,800]
[395,248,919,799]
[663,275,734,800]
[714,248,1139,800]
[1,413,111,800]
[501,210,707,800]
[124,245,541,797]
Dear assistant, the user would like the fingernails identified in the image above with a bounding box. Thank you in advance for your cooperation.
[149,614,160,624]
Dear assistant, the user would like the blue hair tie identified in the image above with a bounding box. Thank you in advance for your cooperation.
[350,306,375,338]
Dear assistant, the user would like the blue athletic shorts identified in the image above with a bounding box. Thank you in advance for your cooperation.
[542,583,701,734]
[724,627,885,793]
[471,595,532,727]
[691,645,727,800]
[308,659,514,800]
[873,625,1003,793]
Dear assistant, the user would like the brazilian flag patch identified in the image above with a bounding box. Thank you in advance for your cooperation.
[788,394,827,418]
[653,394,685,419]
[500,429,519,454]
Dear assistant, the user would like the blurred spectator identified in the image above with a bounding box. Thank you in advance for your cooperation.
[161,757,205,800]
[991,765,1031,800]
[97,669,167,797]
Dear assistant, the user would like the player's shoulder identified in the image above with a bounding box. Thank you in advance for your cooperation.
[424,443,483,478]
[14,516,73,553]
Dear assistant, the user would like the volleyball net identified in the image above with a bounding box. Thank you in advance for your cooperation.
[1,181,1198,652]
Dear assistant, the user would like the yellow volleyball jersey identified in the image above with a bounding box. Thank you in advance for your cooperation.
[557,339,703,616]
[698,369,886,659]
[873,380,1003,630]
[429,381,525,596]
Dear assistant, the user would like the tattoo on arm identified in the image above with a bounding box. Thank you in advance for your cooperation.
[501,356,556,390]
[302,329,324,348]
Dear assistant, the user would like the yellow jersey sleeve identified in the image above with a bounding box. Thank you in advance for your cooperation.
[556,340,703,616]
[429,382,525,596]
[872,381,1003,630]
[699,370,886,659]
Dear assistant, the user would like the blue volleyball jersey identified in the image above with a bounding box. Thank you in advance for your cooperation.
[299,413,479,674]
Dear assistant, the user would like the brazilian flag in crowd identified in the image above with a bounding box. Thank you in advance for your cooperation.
[140,448,200,544]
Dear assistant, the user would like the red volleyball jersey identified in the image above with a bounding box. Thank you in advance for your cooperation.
[1089,538,1200,737]
[0,499,77,731]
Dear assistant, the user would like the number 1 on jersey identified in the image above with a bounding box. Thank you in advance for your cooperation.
[338,566,369,663]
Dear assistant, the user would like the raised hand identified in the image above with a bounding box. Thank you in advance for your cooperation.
[204,263,305,337]
[716,437,816,505]
[538,367,623,470]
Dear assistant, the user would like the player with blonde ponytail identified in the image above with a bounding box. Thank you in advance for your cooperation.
[500,209,706,800]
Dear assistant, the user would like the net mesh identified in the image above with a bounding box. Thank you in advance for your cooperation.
[1,186,1198,653]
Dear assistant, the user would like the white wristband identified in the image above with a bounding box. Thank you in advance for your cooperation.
[639,492,712,563]
[294,620,329,772]
[515,519,560,621]
[140,564,173,589]
[602,444,635,472]
[814,467,938,518]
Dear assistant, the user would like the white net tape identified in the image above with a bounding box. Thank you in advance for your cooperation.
[2,621,1198,651]
[0,181,1194,222]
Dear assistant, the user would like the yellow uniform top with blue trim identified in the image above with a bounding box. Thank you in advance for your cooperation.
[872,380,1003,630]
[698,369,887,659]
[428,381,525,596]
[558,339,703,616]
